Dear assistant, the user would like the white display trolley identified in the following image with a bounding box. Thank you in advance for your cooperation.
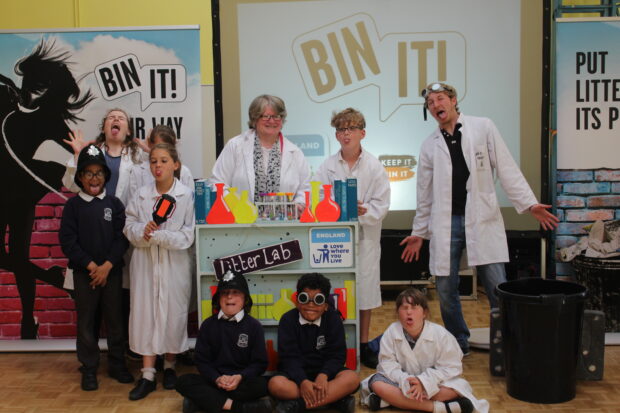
[195,222,360,371]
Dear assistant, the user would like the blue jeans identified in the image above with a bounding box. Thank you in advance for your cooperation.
[435,215,507,352]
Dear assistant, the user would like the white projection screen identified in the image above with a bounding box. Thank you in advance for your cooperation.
[217,0,544,230]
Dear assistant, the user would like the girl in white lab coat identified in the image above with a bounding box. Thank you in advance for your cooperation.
[360,289,489,413]
[209,94,310,205]
[123,143,195,401]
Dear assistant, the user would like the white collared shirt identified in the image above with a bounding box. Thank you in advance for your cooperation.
[78,189,107,202]
[217,309,245,322]
[298,313,321,327]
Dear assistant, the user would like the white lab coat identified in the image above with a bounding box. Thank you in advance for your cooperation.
[315,149,390,310]
[360,320,489,413]
[411,114,538,276]
[208,129,311,204]
[123,179,195,355]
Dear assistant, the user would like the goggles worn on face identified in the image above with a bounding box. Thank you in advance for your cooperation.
[297,291,326,306]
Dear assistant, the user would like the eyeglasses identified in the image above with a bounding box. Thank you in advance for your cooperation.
[82,170,105,179]
[106,115,127,122]
[259,114,282,121]
[297,292,326,306]
[335,126,362,134]
[421,83,455,98]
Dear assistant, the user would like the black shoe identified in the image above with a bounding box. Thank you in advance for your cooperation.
[163,368,177,389]
[361,345,378,369]
[125,349,142,362]
[182,397,199,413]
[81,372,98,391]
[368,393,381,411]
[461,347,471,357]
[108,367,134,383]
[275,399,303,413]
[444,397,474,413]
[129,378,156,400]
[242,396,273,413]
[331,395,355,413]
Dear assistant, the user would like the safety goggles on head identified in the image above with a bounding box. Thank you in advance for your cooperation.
[420,83,455,99]
[420,82,455,121]
[297,291,326,306]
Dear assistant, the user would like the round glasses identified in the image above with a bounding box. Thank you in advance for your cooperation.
[297,292,326,306]
[81,170,106,179]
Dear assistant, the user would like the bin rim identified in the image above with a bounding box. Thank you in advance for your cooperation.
[496,278,587,303]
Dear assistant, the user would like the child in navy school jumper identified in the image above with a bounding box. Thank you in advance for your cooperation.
[175,271,272,413]
[59,144,133,391]
[268,273,360,413]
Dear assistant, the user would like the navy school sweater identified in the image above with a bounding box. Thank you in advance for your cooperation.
[59,194,128,273]
[194,313,268,383]
[277,308,346,385]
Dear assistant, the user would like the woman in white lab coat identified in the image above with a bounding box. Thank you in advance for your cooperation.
[124,143,195,400]
[209,95,310,204]
[360,289,489,413]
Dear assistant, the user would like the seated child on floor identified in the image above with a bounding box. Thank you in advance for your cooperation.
[175,271,271,413]
[361,288,489,413]
[268,273,360,413]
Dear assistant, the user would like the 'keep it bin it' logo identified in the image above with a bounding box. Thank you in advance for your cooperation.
[379,155,416,182]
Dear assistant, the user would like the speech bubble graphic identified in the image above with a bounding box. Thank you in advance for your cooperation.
[94,54,187,110]
[293,13,466,120]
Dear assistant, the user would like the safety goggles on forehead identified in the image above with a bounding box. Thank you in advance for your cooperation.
[297,292,326,306]
[420,83,454,98]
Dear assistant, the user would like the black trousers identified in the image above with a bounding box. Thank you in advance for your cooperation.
[176,373,268,413]
[73,268,125,373]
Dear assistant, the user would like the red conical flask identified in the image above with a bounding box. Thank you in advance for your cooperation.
[315,184,341,222]
[299,191,316,223]
[206,183,235,224]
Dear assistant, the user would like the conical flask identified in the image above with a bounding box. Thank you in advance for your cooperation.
[206,183,235,224]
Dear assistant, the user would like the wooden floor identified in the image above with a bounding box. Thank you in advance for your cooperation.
[0,288,618,412]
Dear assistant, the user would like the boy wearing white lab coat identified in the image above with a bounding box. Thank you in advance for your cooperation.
[360,288,489,413]
[315,108,390,368]
[401,83,558,354]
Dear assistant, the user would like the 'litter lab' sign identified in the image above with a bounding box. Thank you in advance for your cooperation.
[309,227,353,268]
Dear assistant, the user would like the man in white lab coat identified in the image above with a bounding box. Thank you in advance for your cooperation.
[400,83,558,354]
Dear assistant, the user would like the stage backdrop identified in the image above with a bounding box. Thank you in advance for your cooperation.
[222,0,525,213]
[555,18,620,277]
[0,26,201,340]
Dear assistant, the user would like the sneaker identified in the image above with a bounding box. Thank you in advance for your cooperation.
[444,397,474,413]
[275,399,303,413]
[331,395,355,413]
[129,378,156,400]
[242,396,273,413]
[163,368,177,390]
[361,345,378,369]
[461,348,471,357]
[368,393,381,411]
[182,397,199,413]
[108,367,134,383]
[81,372,98,391]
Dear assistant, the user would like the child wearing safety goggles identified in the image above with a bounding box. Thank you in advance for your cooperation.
[268,273,360,413]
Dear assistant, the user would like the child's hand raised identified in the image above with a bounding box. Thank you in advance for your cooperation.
[406,376,428,401]
[143,221,159,241]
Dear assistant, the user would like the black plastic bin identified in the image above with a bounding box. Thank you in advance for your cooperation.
[573,255,620,332]
[496,278,587,403]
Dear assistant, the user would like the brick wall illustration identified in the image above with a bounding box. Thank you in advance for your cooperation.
[0,189,199,340]
[555,169,620,277]
[0,190,75,339]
